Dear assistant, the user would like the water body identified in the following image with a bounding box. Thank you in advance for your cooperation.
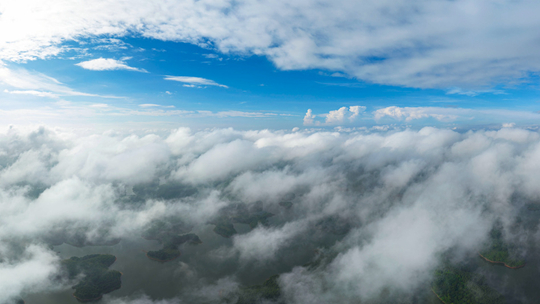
[23,220,340,303]
[23,205,540,303]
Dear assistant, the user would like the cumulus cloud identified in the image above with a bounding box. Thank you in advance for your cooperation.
[1,126,540,302]
[304,106,365,125]
[0,245,60,302]
[232,222,306,262]
[3,0,540,88]
[75,58,147,72]
[164,76,228,88]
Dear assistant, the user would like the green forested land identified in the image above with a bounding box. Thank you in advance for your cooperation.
[61,254,121,301]
[142,218,192,241]
[236,275,282,304]
[212,218,238,238]
[147,246,180,261]
[279,201,293,209]
[210,203,274,238]
[480,225,525,268]
[432,267,505,304]
[233,211,274,229]
[146,233,202,262]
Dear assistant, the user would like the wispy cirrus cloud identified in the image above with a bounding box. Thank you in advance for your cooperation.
[164,76,228,88]
[75,58,146,72]
[3,89,58,98]
[0,63,123,98]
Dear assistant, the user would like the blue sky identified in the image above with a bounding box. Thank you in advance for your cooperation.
[2,0,540,129]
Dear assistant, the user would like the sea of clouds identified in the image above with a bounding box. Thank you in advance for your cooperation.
[1,125,540,303]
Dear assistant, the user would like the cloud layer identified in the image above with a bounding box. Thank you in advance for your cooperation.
[2,0,540,88]
[1,125,540,302]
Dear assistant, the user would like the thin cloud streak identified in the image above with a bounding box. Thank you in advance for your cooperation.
[75,58,147,72]
[164,76,228,88]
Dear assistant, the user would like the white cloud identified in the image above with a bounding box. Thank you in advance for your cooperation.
[373,106,540,124]
[0,245,60,302]
[3,89,58,98]
[2,1,540,88]
[232,223,305,262]
[303,109,315,125]
[1,126,540,302]
[75,58,146,72]
[304,106,366,126]
[165,76,228,88]
[445,87,506,97]
[0,64,122,98]
[502,122,516,128]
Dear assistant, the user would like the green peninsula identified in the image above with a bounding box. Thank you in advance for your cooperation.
[279,201,293,209]
[61,254,121,302]
[210,203,273,238]
[479,224,525,269]
[235,275,282,304]
[146,233,202,263]
[431,266,504,304]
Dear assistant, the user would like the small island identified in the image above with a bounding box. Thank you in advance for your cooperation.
[235,275,282,304]
[479,224,525,269]
[209,203,274,238]
[146,233,202,263]
[61,254,122,302]
[431,266,504,304]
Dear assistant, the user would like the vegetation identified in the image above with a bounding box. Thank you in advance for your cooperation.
[142,218,192,241]
[431,266,505,304]
[236,275,282,304]
[146,233,202,262]
[279,201,293,209]
[44,229,121,248]
[212,218,238,238]
[61,254,121,302]
[209,203,274,238]
[526,204,540,211]
[147,245,180,262]
[480,224,525,268]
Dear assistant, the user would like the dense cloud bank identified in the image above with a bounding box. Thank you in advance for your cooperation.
[1,126,540,303]
[4,0,540,88]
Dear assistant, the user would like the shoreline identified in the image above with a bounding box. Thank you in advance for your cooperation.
[142,250,180,263]
[73,284,122,303]
[431,288,447,304]
[73,294,103,303]
[73,256,122,302]
[478,253,526,269]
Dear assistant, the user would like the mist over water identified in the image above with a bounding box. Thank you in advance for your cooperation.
[2,125,540,303]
